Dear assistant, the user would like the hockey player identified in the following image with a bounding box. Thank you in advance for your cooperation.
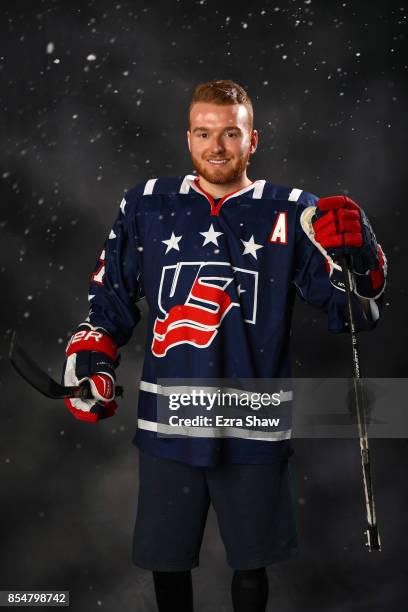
[62,81,386,612]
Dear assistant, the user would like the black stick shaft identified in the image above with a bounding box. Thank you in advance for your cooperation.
[340,255,381,551]
[9,332,123,400]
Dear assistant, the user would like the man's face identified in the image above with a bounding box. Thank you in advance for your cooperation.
[187,102,258,186]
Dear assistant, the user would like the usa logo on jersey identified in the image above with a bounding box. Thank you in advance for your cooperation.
[152,262,258,357]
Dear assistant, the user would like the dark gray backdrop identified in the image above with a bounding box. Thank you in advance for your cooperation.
[1,1,407,610]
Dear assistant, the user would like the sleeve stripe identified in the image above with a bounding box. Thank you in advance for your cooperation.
[143,178,158,195]
[252,180,266,199]
[288,188,302,202]
[179,175,193,194]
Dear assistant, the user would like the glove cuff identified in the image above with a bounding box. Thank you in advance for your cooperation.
[66,327,117,360]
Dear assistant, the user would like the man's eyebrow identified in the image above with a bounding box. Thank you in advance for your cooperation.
[192,126,242,133]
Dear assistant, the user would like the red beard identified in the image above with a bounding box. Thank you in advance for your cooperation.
[190,150,251,185]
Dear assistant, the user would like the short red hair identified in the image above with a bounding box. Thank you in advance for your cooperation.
[189,80,254,129]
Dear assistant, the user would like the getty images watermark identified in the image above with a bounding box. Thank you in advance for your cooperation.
[153,379,293,439]
[167,388,282,428]
[151,377,408,439]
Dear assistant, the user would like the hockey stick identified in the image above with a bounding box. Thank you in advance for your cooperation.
[9,332,123,401]
[340,256,381,551]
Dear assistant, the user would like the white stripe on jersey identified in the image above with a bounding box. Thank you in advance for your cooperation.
[252,180,266,199]
[179,175,196,193]
[143,178,158,195]
[288,188,302,202]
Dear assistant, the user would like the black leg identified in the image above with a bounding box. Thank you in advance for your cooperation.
[231,567,269,612]
[153,570,194,612]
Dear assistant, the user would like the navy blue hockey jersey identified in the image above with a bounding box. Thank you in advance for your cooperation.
[83,175,382,466]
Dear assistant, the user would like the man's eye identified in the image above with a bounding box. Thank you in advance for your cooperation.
[198,133,208,138]
[227,132,238,138]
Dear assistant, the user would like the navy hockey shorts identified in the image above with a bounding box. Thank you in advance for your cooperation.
[132,450,298,571]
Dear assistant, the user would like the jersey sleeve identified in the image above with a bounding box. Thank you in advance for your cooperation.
[293,193,382,333]
[84,194,145,346]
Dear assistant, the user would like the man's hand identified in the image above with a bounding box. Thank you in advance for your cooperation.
[312,195,386,299]
[62,326,119,422]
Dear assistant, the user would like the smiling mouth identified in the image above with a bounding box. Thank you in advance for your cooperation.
[206,159,229,165]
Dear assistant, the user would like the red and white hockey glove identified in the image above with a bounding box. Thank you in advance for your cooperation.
[312,195,386,299]
[62,325,119,422]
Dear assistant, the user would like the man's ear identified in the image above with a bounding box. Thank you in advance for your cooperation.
[250,129,259,155]
[187,130,191,153]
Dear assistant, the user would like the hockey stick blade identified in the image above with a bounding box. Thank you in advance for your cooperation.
[9,332,123,400]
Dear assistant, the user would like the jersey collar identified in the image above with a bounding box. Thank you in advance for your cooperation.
[180,175,266,216]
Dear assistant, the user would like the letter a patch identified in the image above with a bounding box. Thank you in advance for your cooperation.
[269,212,287,244]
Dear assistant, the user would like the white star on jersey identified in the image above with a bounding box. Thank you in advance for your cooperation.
[109,229,116,239]
[241,235,263,260]
[200,223,223,246]
[162,232,182,254]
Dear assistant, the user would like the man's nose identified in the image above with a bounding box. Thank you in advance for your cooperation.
[209,134,225,152]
